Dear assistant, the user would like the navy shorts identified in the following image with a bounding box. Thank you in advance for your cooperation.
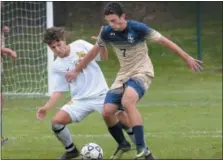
[104,78,146,110]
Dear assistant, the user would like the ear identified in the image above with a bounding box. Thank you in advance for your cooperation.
[120,13,126,20]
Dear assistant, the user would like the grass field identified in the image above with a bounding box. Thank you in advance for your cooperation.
[1,21,222,159]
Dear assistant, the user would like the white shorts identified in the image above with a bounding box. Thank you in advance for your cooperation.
[60,94,105,122]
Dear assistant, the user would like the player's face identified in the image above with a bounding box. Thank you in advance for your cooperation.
[49,40,68,58]
[105,14,126,31]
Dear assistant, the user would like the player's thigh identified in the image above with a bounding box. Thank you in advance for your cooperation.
[52,110,72,125]
[60,100,93,123]
[103,88,124,117]
[122,77,149,107]
[90,93,106,114]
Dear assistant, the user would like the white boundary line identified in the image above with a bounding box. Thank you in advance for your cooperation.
[5,130,223,140]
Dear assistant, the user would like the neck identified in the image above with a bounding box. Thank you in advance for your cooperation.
[120,20,127,31]
[64,45,70,57]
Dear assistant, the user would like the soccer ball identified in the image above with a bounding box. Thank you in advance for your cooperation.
[80,143,103,160]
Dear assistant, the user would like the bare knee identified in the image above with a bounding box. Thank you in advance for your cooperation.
[102,104,119,127]
[121,98,136,113]
[51,110,71,125]
[51,117,61,125]
[102,104,117,118]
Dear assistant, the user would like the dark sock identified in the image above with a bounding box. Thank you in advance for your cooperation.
[133,125,145,149]
[108,122,127,145]
[119,122,129,130]
[65,143,76,152]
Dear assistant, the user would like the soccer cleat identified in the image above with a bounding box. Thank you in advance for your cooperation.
[135,147,155,160]
[1,137,8,146]
[56,147,79,160]
[145,153,156,160]
[110,141,131,159]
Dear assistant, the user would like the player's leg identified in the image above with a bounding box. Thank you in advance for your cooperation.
[102,88,131,159]
[51,107,79,160]
[122,77,155,159]
[116,111,136,145]
[52,99,92,159]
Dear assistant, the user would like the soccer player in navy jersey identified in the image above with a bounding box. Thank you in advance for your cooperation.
[66,2,203,159]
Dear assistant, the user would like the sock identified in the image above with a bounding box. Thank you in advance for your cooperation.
[125,128,136,145]
[52,124,75,152]
[119,122,136,145]
[133,125,145,150]
[108,122,127,145]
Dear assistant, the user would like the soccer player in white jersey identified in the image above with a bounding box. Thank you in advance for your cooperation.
[35,27,109,159]
[66,2,203,160]
[36,27,136,160]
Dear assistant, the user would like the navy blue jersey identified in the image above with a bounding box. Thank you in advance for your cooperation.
[97,20,162,90]
[99,20,157,49]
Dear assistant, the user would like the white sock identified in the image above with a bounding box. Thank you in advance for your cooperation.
[52,124,75,152]
[125,128,136,145]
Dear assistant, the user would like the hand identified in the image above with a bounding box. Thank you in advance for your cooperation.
[9,50,17,61]
[66,70,78,83]
[2,26,9,33]
[36,107,47,120]
[91,36,98,41]
[185,56,203,72]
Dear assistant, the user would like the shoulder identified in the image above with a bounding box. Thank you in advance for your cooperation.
[101,25,113,39]
[102,25,113,34]
[128,20,151,30]
[69,39,92,49]
[70,39,89,46]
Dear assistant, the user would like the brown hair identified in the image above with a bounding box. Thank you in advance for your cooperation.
[43,27,65,44]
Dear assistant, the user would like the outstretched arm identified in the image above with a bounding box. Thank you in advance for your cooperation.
[157,35,203,72]
[91,35,108,61]
[66,45,106,82]
[65,26,106,82]
[148,29,203,72]
[36,92,63,120]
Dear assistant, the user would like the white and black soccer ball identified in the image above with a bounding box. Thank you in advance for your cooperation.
[80,143,103,160]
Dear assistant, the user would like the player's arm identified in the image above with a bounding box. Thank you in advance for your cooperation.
[66,27,106,82]
[150,31,203,72]
[36,91,63,120]
[142,25,203,72]
[37,70,69,120]
[98,45,108,61]
[91,36,108,61]
[75,44,102,70]
[1,47,17,60]
[42,92,63,111]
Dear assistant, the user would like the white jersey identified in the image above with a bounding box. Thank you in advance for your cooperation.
[52,39,108,100]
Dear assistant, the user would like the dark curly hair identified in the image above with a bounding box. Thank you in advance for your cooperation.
[43,27,65,44]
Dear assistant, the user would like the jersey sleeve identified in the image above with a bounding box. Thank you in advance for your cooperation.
[77,39,102,61]
[52,69,69,93]
[136,22,162,41]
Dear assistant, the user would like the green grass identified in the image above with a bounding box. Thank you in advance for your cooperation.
[1,22,222,159]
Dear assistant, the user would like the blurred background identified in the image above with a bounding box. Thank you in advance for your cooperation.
[53,2,222,27]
